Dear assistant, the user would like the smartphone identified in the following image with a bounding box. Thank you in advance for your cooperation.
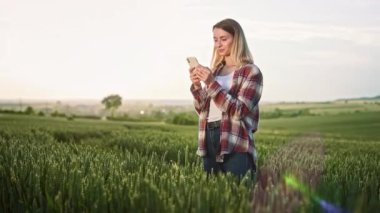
[186,57,199,68]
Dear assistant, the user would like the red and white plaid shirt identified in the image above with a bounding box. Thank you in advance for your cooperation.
[190,63,263,163]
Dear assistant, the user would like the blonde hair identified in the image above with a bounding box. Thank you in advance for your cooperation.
[210,18,254,72]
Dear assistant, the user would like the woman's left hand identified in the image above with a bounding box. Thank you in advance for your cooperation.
[195,65,215,86]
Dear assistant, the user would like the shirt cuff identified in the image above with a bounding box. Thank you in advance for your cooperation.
[190,84,202,97]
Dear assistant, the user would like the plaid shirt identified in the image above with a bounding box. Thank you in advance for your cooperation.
[190,63,263,163]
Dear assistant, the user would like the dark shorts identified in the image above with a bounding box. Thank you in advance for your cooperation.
[203,121,255,179]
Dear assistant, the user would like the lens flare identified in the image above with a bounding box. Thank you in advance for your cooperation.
[283,175,348,213]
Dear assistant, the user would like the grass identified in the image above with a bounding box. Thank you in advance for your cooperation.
[260,111,380,140]
[0,106,380,212]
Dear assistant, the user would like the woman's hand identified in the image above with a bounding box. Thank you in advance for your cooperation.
[189,67,201,89]
[195,65,214,86]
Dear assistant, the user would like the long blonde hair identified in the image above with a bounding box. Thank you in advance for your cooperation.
[210,18,254,72]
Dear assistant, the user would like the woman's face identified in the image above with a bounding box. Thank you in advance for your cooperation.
[213,28,234,57]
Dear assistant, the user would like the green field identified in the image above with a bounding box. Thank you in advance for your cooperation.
[260,111,380,140]
[1,107,380,212]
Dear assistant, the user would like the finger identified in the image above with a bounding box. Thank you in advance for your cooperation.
[198,71,207,78]
[198,68,208,74]
[192,74,200,80]
[193,75,199,81]
[197,66,205,72]
[199,66,207,73]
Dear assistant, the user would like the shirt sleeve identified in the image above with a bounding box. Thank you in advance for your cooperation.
[190,84,208,115]
[206,65,263,119]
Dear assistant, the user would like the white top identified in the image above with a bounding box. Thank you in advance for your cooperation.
[208,71,234,122]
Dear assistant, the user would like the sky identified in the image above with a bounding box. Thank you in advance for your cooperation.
[0,0,379,102]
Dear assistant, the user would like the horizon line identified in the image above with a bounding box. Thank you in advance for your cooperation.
[0,94,378,104]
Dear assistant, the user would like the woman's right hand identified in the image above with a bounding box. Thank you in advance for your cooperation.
[189,67,201,89]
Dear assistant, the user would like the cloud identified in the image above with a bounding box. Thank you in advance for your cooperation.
[244,20,380,46]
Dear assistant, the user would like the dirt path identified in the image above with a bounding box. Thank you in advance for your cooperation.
[252,132,325,212]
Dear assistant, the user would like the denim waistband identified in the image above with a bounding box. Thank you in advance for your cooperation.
[207,120,221,129]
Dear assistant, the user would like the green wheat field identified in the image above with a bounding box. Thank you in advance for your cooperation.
[1,100,379,212]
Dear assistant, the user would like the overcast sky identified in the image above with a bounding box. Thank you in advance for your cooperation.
[1,0,379,102]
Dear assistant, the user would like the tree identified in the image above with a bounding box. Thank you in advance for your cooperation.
[101,94,122,117]
[24,106,34,115]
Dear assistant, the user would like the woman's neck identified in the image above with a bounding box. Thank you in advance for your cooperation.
[224,56,236,67]
[218,56,238,75]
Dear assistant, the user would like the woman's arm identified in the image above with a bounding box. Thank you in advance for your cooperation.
[206,65,263,119]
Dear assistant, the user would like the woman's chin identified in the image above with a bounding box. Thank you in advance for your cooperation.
[219,53,230,57]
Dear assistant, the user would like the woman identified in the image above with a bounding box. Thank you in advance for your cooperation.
[189,18,263,178]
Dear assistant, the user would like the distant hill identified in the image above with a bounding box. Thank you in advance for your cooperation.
[1,95,379,107]
[335,95,380,102]
[0,99,192,106]
[0,99,194,116]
